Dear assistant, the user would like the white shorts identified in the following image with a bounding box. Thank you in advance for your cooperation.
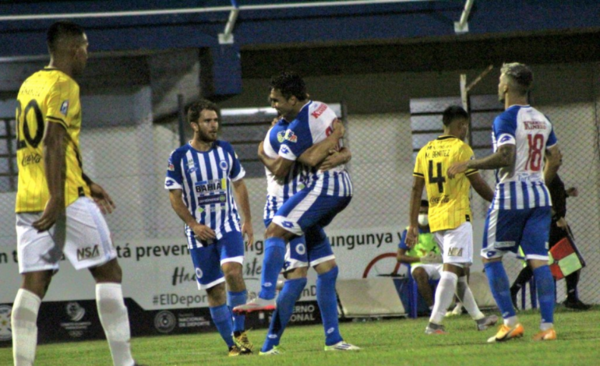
[411,263,443,280]
[16,197,117,273]
[433,221,473,265]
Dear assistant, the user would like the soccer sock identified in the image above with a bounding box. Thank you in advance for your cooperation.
[429,271,458,325]
[261,277,307,352]
[317,266,343,346]
[484,262,516,321]
[209,304,235,348]
[227,290,247,334]
[259,237,286,300]
[455,276,484,320]
[533,266,555,329]
[12,289,41,366]
[96,283,135,366]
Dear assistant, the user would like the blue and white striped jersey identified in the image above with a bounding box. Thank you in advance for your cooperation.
[491,105,558,210]
[165,141,245,240]
[278,101,353,198]
[263,120,310,221]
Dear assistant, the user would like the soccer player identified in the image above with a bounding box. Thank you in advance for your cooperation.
[165,99,254,356]
[255,114,353,355]
[11,21,140,366]
[448,63,562,342]
[234,71,359,351]
[406,106,498,334]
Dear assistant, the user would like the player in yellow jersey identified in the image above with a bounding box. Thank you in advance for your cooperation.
[11,21,141,366]
[406,106,497,334]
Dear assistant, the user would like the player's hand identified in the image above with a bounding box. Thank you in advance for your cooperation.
[447,161,469,179]
[405,225,419,248]
[33,196,65,232]
[241,221,254,248]
[319,149,342,171]
[89,182,116,214]
[566,187,578,197]
[331,119,345,138]
[556,217,568,229]
[191,223,216,242]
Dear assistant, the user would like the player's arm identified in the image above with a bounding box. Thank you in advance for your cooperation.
[397,247,421,264]
[82,173,115,214]
[168,189,215,241]
[297,119,345,167]
[232,179,254,246]
[32,122,67,231]
[319,146,351,171]
[448,144,515,178]
[544,144,561,184]
[406,176,425,247]
[467,172,494,202]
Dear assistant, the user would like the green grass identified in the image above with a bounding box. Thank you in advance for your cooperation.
[2,307,598,366]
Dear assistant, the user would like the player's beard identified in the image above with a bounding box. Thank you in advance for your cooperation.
[197,129,217,143]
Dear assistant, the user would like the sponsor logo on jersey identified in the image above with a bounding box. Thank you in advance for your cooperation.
[281,146,290,154]
[499,135,512,143]
[523,120,547,130]
[165,179,175,187]
[77,245,99,261]
[277,130,286,143]
[167,162,174,171]
[284,130,297,143]
[195,179,224,194]
[219,160,228,171]
[311,103,328,119]
[196,267,203,279]
[296,243,306,255]
[60,100,69,115]
[448,247,463,257]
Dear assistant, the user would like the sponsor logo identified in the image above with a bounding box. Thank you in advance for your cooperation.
[264,281,273,288]
[77,245,99,261]
[282,221,293,229]
[486,251,497,258]
[448,247,463,257]
[268,334,278,339]
[277,130,286,143]
[177,313,211,328]
[154,311,176,334]
[167,162,174,171]
[195,268,203,279]
[499,135,512,143]
[326,327,335,334]
[195,179,223,194]
[66,302,86,322]
[60,100,69,115]
[494,241,515,249]
[284,130,297,143]
[281,146,290,154]
[219,160,228,171]
[21,153,42,166]
[311,103,328,119]
[0,305,12,341]
[165,179,174,187]
[62,302,91,338]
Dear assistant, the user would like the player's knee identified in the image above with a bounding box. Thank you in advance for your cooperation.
[90,259,122,283]
[21,271,53,299]
[412,267,429,282]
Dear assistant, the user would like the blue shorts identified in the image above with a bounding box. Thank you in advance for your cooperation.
[272,189,352,236]
[264,218,335,272]
[481,206,551,260]
[188,230,244,290]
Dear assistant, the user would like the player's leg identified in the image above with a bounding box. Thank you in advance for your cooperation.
[12,212,62,366]
[260,247,308,355]
[521,207,557,340]
[308,227,359,351]
[219,231,253,351]
[482,207,525,342]
[411,265,436,310]
[60,197,135,366]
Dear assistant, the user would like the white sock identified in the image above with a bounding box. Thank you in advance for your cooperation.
[96,283,135,366]
[429,271,458,324]
[540,322,554,331]
[504,315,518,327]
[12,289,41,366]
[455,276,485,320]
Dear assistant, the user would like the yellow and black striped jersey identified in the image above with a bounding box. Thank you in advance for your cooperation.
[413,135,477,232]
[15,67,90,213]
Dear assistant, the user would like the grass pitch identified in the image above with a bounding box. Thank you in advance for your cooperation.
[2,307,598,366]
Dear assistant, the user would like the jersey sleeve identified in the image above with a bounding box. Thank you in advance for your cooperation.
[546,126,558,148]
[459,144,479,176]
[398,229,409,250]
[45,78,73,129]
[165,150,184,190]
[493,115,517,147]
[413,147,425,178]
[228,145,246,182]
[279,113,313,161]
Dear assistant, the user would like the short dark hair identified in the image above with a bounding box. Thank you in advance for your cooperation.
[187,99,220,124]
[501,62,533,96]
[442,106,468,126]
[270,71,308,101]
[47,21,85,54]
[420,199,429,208]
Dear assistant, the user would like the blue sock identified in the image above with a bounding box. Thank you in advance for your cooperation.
[259,237,286,300]
[210,304,234,348]
[261,277,307,353]
[484,261,516,319]
[533,266,555,325]
[317,266,343,346]
[227,290,247,333]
